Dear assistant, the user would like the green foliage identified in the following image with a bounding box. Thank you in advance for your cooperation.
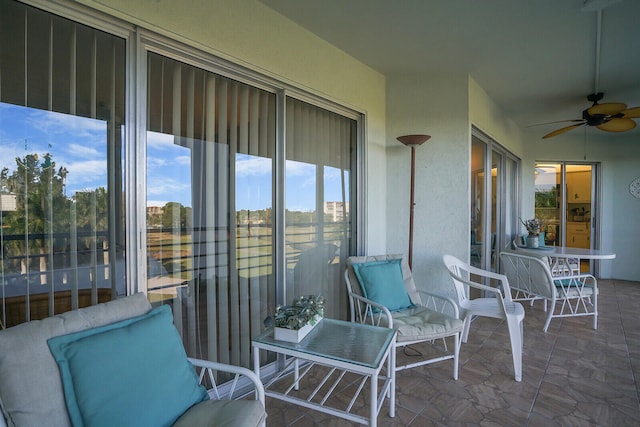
[535,187,557,208]
[162,202,190,229]
[0,153,108,259]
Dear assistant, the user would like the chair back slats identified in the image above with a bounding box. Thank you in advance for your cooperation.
[499,250,598,332]
[500,252,556,301]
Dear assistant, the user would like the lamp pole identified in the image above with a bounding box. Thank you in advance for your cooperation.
[396,134,431,269]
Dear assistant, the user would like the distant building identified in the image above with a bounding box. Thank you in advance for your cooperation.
[324,201,349,222]
[0,193,17,212]
[147,205,164,216]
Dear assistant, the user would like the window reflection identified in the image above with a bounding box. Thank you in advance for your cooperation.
[0,104,123,327]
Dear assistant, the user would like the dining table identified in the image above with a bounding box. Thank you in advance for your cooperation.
[511,242,616,276]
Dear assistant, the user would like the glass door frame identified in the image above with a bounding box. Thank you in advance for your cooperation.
[471,127,520,274]
[534,161,600,274]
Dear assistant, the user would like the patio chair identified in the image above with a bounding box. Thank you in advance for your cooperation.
[442,254,524,382]
[345,254,463,379]
[500,251,598,332]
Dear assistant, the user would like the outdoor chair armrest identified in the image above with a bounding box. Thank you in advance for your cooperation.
[347,292,394,328]
[416,289,460,318]
[188,358,265,405]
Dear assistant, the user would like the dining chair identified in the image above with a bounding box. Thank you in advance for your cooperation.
[442,254,524,382]
[344,254,464,379]
[500,251,598,332]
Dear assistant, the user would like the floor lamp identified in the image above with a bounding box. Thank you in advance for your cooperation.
[397,134,431,269]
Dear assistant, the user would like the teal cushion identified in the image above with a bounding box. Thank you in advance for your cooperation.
[352,259,413,311]
[47,305,208,427]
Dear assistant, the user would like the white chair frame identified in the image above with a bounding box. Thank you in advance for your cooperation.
[345,255,462,379]
[500,251,598,332]
[443,254,525,382]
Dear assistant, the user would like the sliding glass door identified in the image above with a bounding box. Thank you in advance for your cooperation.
[143,51,359,368]
[285,98,356,321]
[470,129,519,272]
[1,1,361,372]
[534,162,598,272]
[0,0,126,328]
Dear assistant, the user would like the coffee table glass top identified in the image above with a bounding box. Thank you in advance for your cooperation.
[253,318,395,369]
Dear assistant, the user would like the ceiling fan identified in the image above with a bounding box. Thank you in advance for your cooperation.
[533,3,640,139]
[539,92,640,139]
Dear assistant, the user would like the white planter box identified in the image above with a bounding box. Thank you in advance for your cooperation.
[274,316,323,343]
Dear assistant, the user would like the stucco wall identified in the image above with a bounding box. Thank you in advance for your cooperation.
[386,72,470,297]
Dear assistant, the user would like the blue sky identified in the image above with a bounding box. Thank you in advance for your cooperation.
[0,103,108,196]
[2,103,348,212]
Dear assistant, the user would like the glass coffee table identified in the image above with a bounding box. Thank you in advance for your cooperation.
[252,318,396,426]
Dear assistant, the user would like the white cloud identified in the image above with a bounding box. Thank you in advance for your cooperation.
[64,160,108,191]
[175,155,191,166]
[147,132,178,149]
[146,176,191,204]
[66,143,101,159]
[236,156,271,177]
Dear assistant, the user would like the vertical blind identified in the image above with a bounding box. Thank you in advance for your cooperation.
[146,52,276,368]
[146,52,357,368]
[286,97,356,321]
[0,0,126,328]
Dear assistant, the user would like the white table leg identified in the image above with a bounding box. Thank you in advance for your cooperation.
[389,343,396,418]
[370,372,378,427]
[253,344,260,379]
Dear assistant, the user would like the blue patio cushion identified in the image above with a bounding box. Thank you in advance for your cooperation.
[47,305,208,427]
[352,259,413,312]
[554,279,596,298]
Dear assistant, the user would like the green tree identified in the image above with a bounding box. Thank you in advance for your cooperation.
[162,202,188,229]
[0,153,109,270]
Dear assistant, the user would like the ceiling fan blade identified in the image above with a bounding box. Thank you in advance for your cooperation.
[622,106,640,118]
[525,119,584,128]
[542,123,585,139]
[597,118,637,132]
[588,102,626,116]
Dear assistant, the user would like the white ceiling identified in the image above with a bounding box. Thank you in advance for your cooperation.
[260,0,640,139]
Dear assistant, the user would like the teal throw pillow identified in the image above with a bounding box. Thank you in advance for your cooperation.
[352,259,413,311]
[47,305,208,427]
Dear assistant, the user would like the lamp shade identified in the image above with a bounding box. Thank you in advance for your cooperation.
[396,134,431,146]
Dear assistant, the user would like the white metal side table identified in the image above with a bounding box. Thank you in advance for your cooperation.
[252,318,396,426]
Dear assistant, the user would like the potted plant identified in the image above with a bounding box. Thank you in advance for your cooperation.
[521,218,543,248]
[273,295,325,343]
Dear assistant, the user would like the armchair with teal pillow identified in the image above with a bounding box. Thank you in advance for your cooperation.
[345,254,463,379]
[0,293,266,427]
[352,259,413,311]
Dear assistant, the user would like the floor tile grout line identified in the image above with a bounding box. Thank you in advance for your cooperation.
[612,279,640,412]
[523,309,562,426]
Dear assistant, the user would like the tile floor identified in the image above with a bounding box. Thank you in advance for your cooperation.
[264,279,640,426]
